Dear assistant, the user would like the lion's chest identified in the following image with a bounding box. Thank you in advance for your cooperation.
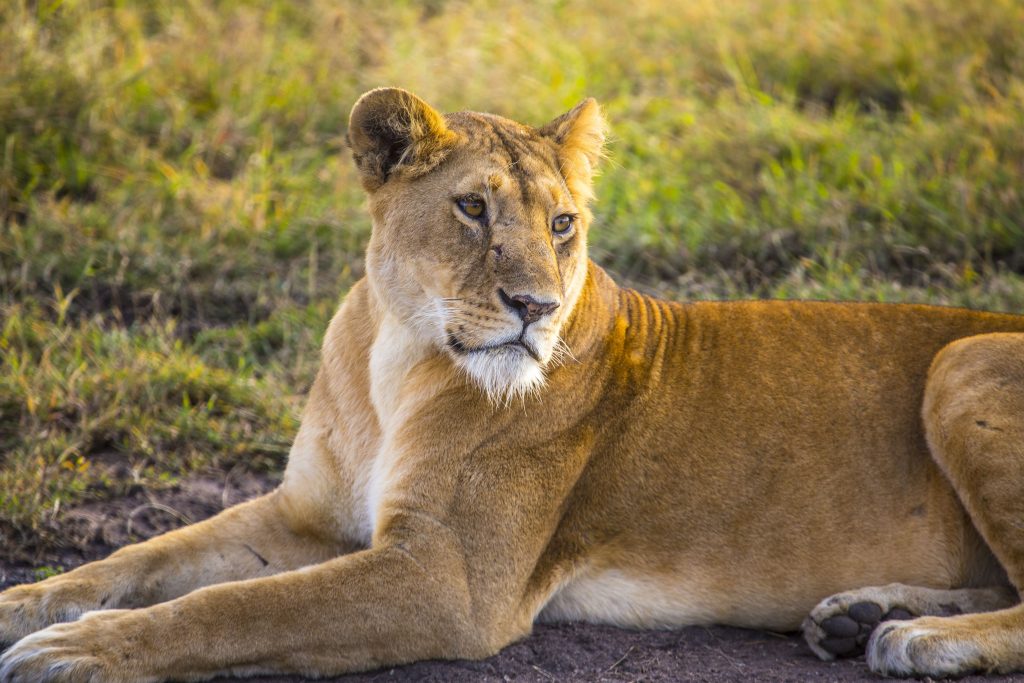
[359,315,434,542]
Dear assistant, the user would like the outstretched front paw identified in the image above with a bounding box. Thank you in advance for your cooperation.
[0,576,114,648]
[0,610,151,683]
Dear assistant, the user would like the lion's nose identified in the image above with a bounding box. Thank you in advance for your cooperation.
[498,289,560,325]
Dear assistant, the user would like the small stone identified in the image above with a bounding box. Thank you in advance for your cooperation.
[820,637,859,656]
[821,615,860,638]
[848,601,883,624]
[883,607,914,621]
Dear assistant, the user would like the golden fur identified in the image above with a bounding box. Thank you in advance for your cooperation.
[2,88,1024,681]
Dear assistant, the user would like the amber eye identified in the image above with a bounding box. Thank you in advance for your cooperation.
[552,214,575,234]
[457,196,486,219]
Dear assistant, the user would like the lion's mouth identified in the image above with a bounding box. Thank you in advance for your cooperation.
[447,335,541,362]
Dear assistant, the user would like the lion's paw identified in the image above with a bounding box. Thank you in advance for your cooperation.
[0,622,106,683]
[866,618,981,678]
[0,579,111,648]
[0,611,149,683]
[803,587,917,660]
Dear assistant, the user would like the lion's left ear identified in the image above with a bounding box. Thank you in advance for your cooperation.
[538,98,608,201]
[347,88,460,191]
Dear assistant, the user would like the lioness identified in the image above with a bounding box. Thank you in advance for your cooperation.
[2,88,1024,682]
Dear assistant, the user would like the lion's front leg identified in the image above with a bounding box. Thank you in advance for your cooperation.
[0,536,502,683]
[0,490,352,649]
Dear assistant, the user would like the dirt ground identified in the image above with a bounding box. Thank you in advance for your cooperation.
[3,472,1023,683]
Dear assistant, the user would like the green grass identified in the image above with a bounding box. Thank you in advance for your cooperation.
[2,0,1024,537]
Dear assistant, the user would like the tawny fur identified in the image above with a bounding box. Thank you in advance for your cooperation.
[2,88,1024,682]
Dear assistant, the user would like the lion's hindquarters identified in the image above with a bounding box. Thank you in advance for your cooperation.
[859,331,1024,676]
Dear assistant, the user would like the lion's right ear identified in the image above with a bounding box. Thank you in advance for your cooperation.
[538,98,607,205]
[347,88,460,191]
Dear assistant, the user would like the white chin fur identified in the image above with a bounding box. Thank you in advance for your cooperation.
[454,346,546,405]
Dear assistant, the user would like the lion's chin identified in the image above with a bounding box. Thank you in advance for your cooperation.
[453,344,547,405]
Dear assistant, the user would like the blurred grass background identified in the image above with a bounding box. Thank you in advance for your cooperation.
[2,0,1024,541]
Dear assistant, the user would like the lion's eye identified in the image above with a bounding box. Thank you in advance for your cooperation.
[457,196,486,219]
[552,214,575,235]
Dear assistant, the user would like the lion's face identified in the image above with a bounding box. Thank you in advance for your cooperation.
[347,89,606,401]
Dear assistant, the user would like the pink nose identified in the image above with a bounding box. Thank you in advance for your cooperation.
[498,289,559,325]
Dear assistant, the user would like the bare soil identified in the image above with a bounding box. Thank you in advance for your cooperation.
[3,472,1022,683]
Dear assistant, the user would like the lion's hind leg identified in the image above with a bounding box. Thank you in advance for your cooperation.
[803,583,1015,661]
[862,332,1024,677]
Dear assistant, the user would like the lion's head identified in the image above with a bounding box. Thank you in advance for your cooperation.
[347,88,606,402]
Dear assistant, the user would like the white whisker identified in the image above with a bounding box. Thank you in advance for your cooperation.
[549,335,579,369]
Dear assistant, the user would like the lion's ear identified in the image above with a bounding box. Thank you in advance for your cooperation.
[539,98,608,201]
[347,88,459,191]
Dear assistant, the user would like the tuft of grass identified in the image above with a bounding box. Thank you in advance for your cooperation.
[0,299,303,532]
[33,566,63,581]
[1,0,1024,537]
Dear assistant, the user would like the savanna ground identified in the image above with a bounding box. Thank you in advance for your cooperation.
[2,0,1024,680]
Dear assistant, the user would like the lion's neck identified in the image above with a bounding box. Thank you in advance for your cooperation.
[557,260,623,361]
[366,313,430,430]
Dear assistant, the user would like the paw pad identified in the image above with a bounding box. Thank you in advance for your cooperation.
[847,601,882,624]
[813,601,917,659]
